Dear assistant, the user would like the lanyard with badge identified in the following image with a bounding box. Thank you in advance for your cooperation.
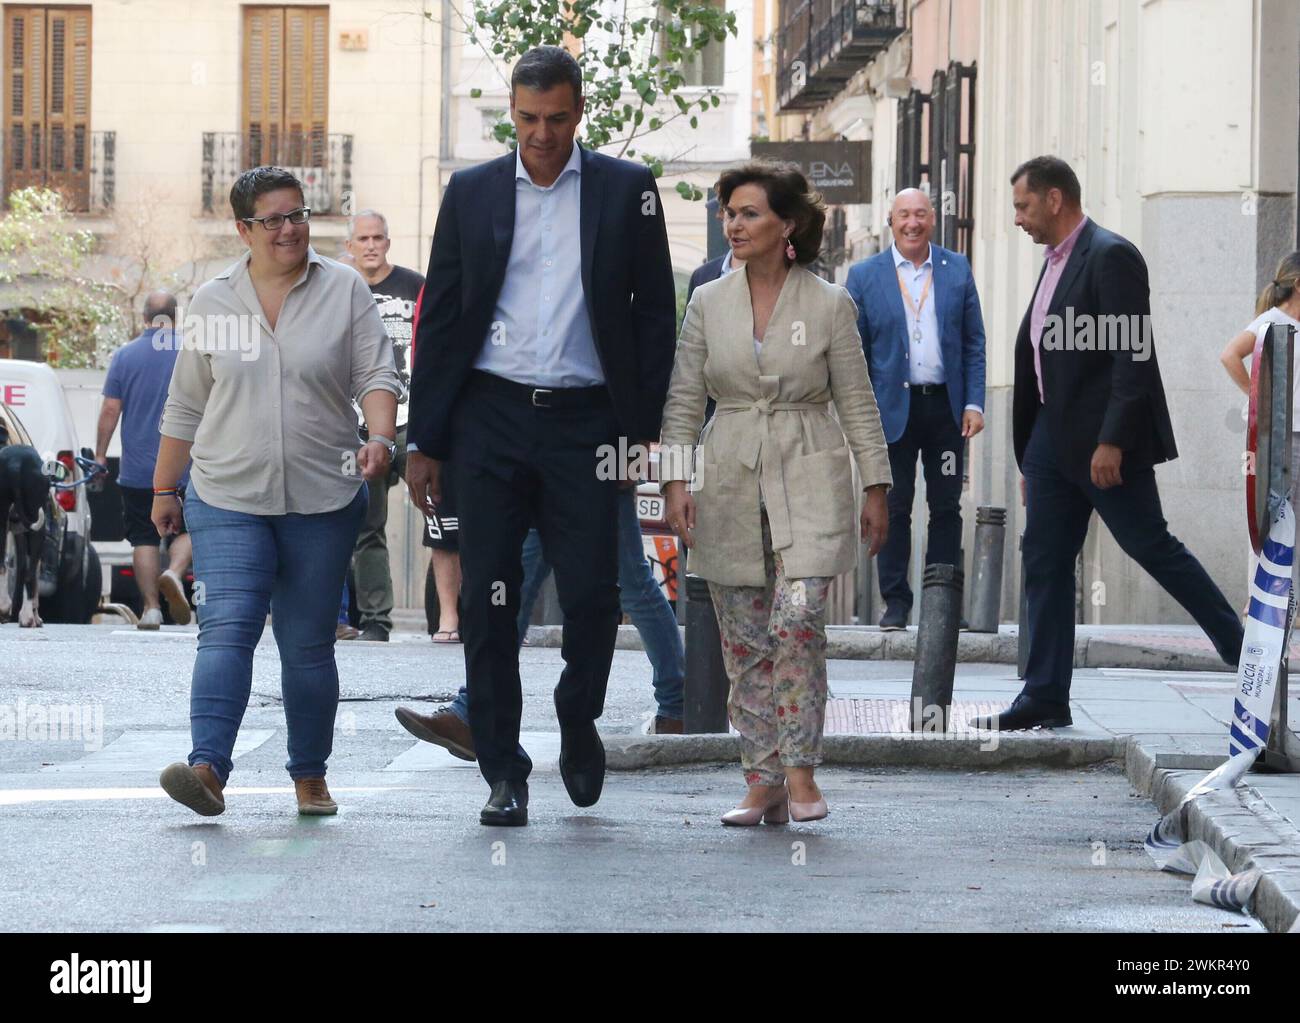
[896,265,932,343]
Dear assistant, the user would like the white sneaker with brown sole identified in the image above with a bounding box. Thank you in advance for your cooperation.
[159,570,192,625]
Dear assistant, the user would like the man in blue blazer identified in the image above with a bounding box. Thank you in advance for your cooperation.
[845,188,987,629]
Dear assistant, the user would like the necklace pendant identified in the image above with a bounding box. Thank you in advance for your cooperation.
[913,329,922,341]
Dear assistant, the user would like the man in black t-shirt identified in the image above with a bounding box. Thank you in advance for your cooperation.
[345,209,457,641]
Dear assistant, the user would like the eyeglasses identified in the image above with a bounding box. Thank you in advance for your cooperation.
[242,206,312,231]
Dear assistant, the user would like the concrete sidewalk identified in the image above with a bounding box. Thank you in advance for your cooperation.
[393,614,1270,673]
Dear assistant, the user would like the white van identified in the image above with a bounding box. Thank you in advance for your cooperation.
[0,359,100,621]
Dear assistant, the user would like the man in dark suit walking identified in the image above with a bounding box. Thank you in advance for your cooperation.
[846,188,987,629]
[405,46,676,823]
[687,252,727,300]
[973,156,1243,731]
[686,193,742,301]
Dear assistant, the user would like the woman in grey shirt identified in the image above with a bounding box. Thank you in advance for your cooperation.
[152,167,401,818]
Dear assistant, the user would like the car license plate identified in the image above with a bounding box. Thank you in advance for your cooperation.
[637,494,665,522]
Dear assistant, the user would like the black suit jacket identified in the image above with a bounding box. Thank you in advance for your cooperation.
[408,145,677,460]
[1012,219,1177,481]
[687,254,727,302]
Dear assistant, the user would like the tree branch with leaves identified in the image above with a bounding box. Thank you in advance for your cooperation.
[446,0,737,200]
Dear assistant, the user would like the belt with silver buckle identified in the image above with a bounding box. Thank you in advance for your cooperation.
[469,370,608,410]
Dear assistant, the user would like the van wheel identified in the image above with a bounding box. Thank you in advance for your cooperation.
[82,546,102,622]
[42,534,88,624]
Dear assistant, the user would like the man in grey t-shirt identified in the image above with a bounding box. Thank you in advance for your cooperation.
[345,210,427,642]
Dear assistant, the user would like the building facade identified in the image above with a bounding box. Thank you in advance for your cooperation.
[1,1,441,298]
[761,0,1300,625]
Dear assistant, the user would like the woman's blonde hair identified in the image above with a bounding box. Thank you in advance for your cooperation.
[1257,251,1300,315]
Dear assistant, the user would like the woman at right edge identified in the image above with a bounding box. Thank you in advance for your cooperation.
[660,161,892,827]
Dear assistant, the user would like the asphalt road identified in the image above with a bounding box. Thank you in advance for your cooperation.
[0,625,1262,932]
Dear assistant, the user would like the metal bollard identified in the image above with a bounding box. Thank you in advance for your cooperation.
[683,573,730,733]
[968,507,1006,633]
[910,564,964,732]
[1017,532,1029,679]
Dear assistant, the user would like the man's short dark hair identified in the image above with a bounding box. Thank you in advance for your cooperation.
[1011,156,1082,207]
[229,166,305,221]
[144,293,177,328]
[511,46,582,107]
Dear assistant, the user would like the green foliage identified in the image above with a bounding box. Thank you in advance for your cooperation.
[455,0,736,200]
[0,188,122,367]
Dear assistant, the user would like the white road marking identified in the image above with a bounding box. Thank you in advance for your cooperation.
[42,728,276,773]
[384,730,563,772]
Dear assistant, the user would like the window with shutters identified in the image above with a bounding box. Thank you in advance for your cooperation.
[242,6,328,171]
[3,5,93,210]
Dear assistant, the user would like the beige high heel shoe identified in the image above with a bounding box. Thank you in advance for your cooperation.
[789,796,828,822]
[720,787,790,826]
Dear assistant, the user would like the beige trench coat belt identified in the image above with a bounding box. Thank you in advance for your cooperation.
[713,397,829,554]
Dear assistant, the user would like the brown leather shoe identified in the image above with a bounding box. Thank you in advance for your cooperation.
[294,777,338,816]
[394,705,476,761]
[652,716,684,734]
[159,761,225,816]
[336,623,360,641]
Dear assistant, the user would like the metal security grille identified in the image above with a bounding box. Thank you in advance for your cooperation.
[895,62,976,261]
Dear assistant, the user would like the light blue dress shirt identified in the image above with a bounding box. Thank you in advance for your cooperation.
[892,242,944,387]
[473,142,603,388]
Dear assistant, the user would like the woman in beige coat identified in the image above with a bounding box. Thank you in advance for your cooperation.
[661,162,892,826]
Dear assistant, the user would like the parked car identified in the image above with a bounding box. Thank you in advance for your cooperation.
[0,399,100,622]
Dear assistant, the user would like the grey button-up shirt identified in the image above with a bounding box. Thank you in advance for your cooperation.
[161,246,401,515]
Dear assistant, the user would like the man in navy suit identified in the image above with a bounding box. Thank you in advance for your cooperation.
[405,46,676,824]
[687,193,743,301]
[846,188,987,629]
[971,157,1241,730]
[687,253,727,300]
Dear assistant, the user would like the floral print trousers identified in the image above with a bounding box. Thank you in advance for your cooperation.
[708,510,834,786]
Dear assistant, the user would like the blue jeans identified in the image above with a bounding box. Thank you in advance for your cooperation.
[183,482,368,784]
[449,487,685,722]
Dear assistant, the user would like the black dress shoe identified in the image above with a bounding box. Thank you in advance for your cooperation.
[879,604,908,631]
[480,780,528,827]
[558,720,605,808]
[968,693,1072,731]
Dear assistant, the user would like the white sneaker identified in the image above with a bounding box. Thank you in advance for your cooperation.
[137,607,164,630]
[158,570,192,625]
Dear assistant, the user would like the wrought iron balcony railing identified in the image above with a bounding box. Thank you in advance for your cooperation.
[201,131,353,216]
[778,0,905,112]
[1,128,114,213]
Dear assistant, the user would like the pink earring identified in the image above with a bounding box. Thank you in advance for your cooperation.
[785,237,796,261]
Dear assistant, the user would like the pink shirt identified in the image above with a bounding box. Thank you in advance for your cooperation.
[1029,216,1089,402]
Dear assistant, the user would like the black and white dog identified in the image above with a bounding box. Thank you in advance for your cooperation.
[0,444,50,627]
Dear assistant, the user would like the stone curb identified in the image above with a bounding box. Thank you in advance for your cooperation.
[1125,740,1300,934]
[519,624,1234,673]
[604,731,1124,771]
